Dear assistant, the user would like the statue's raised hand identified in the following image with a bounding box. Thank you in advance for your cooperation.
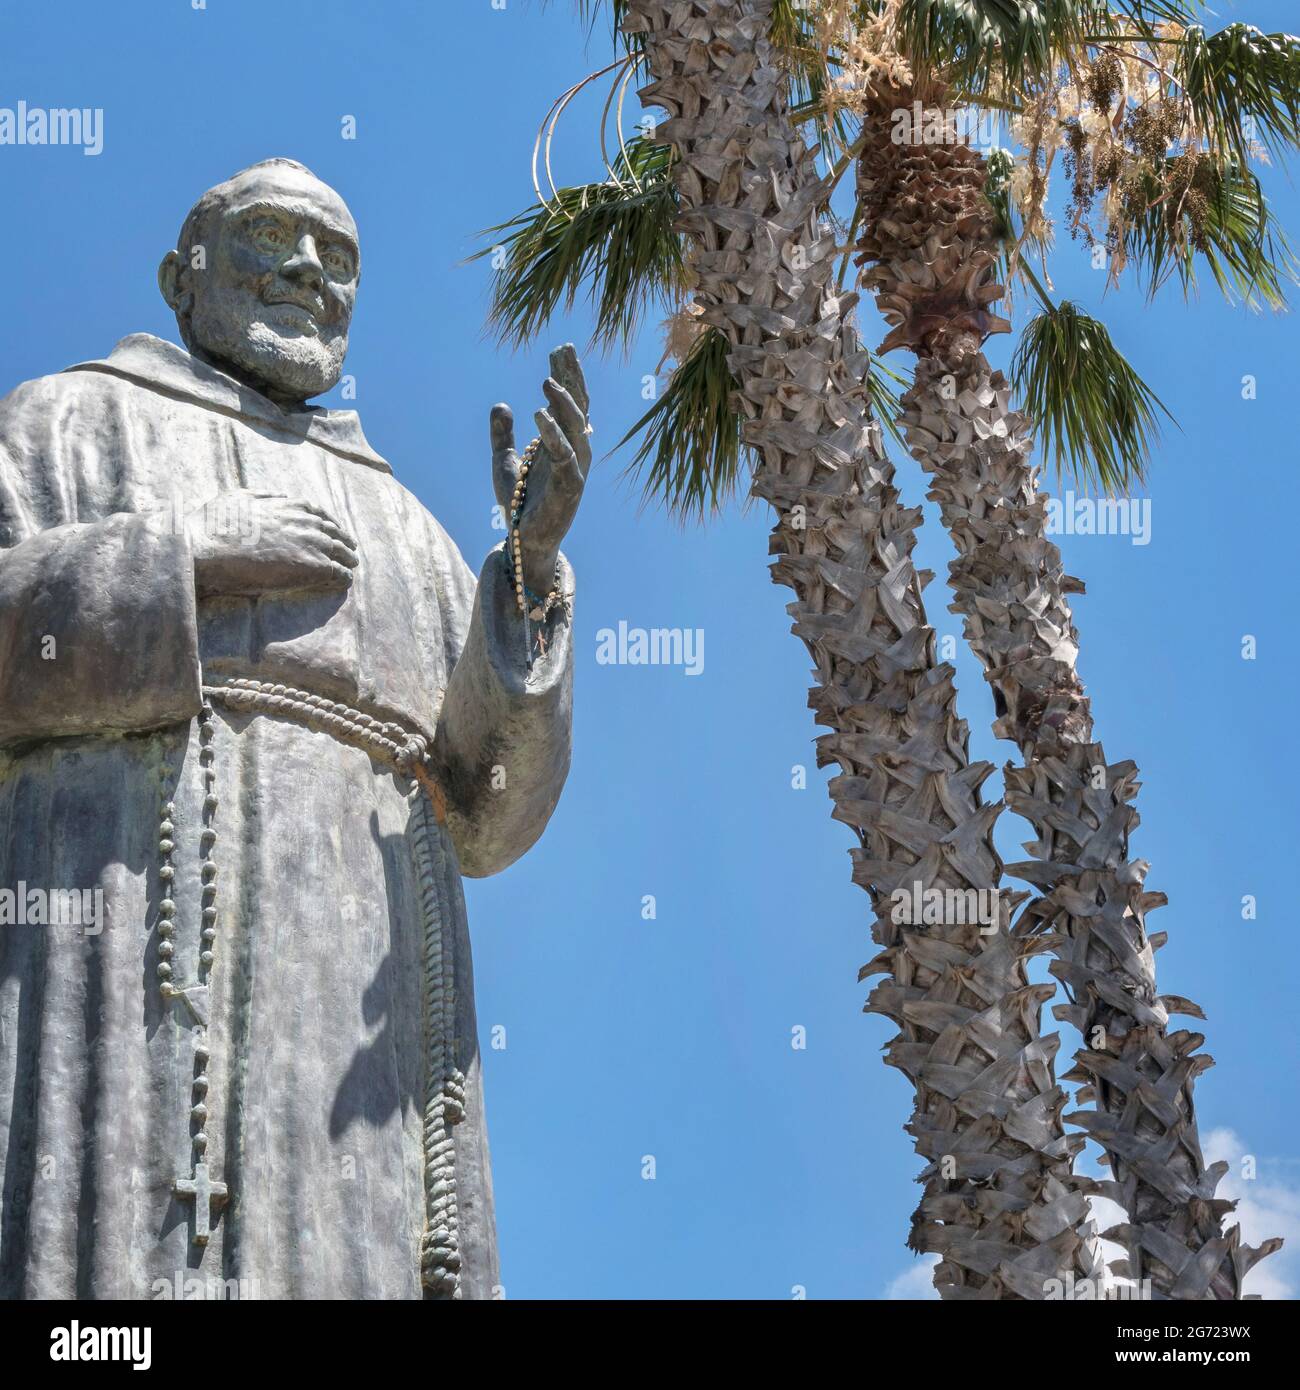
[187,490,359,598]
[490,344,590,599]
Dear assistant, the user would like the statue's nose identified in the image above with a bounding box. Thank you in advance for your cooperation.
[282,234,325,291]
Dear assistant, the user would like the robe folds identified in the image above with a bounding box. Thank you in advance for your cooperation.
[0,334,574,1299]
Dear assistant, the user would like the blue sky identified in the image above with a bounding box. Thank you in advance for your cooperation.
[0,0,1296,1299]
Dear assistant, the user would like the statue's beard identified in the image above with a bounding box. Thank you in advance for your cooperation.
[187,296,348,404]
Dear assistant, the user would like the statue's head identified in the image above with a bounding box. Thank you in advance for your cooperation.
[158,158,359,407]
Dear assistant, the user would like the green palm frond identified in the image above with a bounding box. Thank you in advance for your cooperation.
[1011,300,1170,492]
[1176,24,1300,169]
[1124,160,1298,309]
[621,327,746,518]
[473,136,684,352]
[890,0,1087,97]
[622,326,910,517]
[869,356,910,448]
[1086,0,1201,32]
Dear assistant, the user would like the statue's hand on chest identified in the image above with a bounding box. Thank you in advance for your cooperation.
[185,491,359,600]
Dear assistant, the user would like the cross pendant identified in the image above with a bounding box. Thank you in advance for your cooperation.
[173,1161,229,1247]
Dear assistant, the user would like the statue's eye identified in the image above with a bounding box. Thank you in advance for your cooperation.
[322,245,353,277]
[251,222,290,252]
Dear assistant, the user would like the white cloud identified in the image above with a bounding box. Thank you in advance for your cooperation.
[1202,1127,1300,1301]
[1074,1148,1147,1295]
[1085,1128,1299,1300]
[885,1254,940,1299]
[881,1132,1298,1300]
[1087,1190,1133,1292]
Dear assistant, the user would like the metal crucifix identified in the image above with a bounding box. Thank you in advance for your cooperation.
[173,1161,229,1247]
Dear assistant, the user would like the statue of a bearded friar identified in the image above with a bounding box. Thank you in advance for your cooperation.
[0,158,590,1300]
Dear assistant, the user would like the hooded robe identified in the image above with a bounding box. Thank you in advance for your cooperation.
[0,333,573,1300]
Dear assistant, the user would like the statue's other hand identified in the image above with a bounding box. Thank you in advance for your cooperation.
[490,344,590,598]
[187,490,359,599]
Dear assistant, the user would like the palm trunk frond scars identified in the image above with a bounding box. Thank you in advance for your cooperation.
[855,97,1281,1299]
[628,0,1100,1298]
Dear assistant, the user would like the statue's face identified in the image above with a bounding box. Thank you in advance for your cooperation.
[184,166,359,404]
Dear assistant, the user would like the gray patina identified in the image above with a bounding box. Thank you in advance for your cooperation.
[0,159,589,1299]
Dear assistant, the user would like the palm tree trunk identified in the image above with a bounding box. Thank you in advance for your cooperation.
[628,0,1100,1298]
[854,94,1281,1299]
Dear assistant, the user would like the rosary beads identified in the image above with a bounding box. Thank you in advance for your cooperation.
[159,705,229,1247]
[508,436,565,665]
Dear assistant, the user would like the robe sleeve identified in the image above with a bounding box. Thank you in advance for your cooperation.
[431,538,574,878]
[0,430,203,750]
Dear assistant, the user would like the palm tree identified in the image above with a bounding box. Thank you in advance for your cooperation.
[843,2,1293,1301]
[496,0,1104,1301]
[483,0,1289,1297]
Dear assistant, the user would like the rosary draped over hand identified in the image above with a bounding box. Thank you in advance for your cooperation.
[509,436,566,660]
[491,344,592,666]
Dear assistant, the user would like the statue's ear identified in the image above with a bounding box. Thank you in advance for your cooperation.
[157,250,185,311]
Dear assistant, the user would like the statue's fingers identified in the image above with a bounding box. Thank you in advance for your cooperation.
[493,454,521,512]
[534,408,575,471]
[491,403,521,509]
[549,344,589,418]
[542,379,591,475]
[291,523,358,567]
[295,512,357,549]
[321,523,358,552]
[311,536,359,569]
[287,498,348,530]
[517,443,551,523]
[490,403,516,461]
[286,505,357,551]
